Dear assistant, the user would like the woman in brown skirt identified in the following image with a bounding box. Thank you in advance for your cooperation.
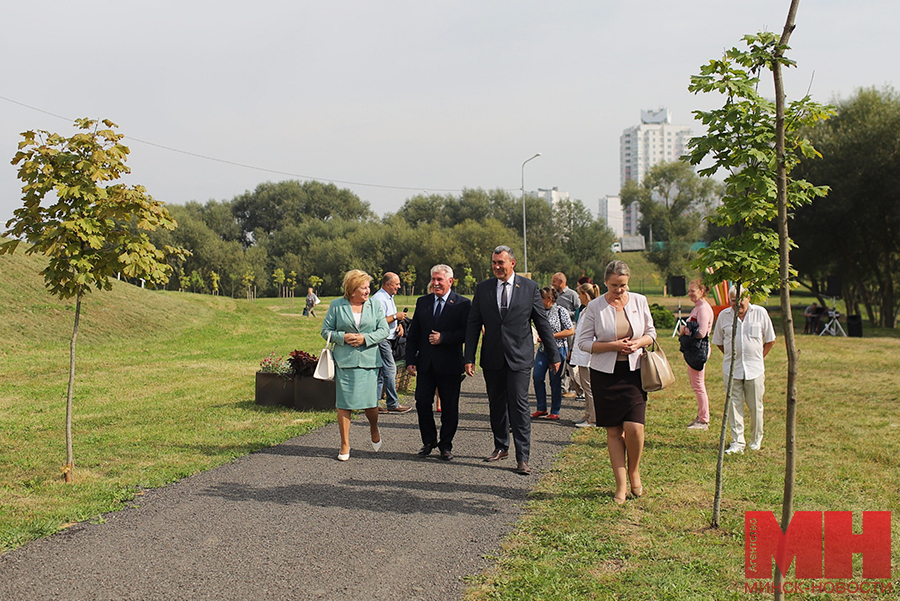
[575,260,656,504]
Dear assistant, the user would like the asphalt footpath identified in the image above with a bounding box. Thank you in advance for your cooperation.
[0,371,584,601]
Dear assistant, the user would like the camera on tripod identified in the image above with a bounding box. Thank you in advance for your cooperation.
[826,308,840,318]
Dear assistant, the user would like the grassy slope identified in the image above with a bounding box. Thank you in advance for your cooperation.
[0,249,335,551]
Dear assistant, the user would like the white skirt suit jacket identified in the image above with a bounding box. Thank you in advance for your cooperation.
[575,292,657,374]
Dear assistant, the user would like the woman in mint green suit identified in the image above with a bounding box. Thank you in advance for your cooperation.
[321,269,390,461]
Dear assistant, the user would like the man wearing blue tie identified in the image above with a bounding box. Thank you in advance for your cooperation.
[464,246,560,475]
[406,265,471,461]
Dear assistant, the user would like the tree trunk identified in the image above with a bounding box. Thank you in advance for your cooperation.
[712,282,741,528]
[773,1,802,598]
[880,266,895,327]
[64,289,83,483]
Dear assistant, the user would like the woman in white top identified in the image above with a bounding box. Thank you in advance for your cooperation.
[576,260,656,505]
[570,282,601,428]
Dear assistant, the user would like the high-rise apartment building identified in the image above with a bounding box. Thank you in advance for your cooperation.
[619,109,692,235]
[598,195,624,238]
[536,187,569,206]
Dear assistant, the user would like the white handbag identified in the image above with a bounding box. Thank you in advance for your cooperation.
[313,332,335,381]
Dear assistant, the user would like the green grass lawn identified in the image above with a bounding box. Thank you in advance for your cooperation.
[0,254,341,551]
[3,249,898,598]
[464,332,900,601]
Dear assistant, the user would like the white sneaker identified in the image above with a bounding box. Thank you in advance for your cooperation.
[687,420,709,430]
[749,442,761,451]
[575,420,596,428]
[725,443,745,455]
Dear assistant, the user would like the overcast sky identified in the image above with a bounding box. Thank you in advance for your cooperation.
[1,1,895,226]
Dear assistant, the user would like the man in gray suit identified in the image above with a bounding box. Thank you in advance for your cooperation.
[464,246,560,475]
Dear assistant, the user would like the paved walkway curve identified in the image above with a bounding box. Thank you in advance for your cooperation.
[0,373,583,601]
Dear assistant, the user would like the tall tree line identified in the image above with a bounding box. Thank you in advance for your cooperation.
[792,86,900,327]
[149,181,617,297]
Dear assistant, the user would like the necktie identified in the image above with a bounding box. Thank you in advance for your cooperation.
[434,296,443,321]
[500,282,509,319]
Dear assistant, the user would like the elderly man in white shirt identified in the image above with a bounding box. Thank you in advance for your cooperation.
[711,287,777,454]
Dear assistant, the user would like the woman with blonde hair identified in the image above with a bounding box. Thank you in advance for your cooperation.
[321,270,390,461]
[576,260,656,504]
[571,282,601,428]
[681,279,714,430]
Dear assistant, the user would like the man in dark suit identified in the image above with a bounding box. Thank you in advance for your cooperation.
[406,264,472,461]
[464,245,560,475]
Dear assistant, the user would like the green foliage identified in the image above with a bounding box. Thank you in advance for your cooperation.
[460,266,476,294]
[231,179,375,240]
[2,118,191,482]
[400,265,416,295]
[648,303,676,330]
[149,181,614,298]
[620,161,721,278]
[2,118,188,298]
[686,33,834,300]
[548,198,617,282]
[0,251,335,550]
[792,86,900,327]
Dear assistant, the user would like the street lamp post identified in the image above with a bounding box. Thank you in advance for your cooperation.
[521,152,541,274]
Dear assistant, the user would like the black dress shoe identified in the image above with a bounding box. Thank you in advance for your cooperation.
[440,450,453,461]
[484,449,509,462]
[417,444,436,456]
[516,461,531,475]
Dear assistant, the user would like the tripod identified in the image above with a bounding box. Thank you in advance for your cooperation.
[818,297,846,337]
[671,298,688,337]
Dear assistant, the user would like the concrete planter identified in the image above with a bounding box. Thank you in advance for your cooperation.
[255,372,295,407]
[294,376,336,411]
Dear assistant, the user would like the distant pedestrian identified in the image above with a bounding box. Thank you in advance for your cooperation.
[530,287,574,421]
[373,272,411,414]
[552,272,581,398]
[571,282,601,428]
[711,286,776,454]
[321,270,389,461]
[680,279,714,431]
[551,272,580,321]
[802,302,820,334]
[305,287,319,317]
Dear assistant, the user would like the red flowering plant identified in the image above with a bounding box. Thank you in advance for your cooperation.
[259,352,293,379]
[289,349,319,377]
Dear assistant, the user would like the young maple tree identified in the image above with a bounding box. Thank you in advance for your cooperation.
[1,118,188,482]
[685,6,833,541]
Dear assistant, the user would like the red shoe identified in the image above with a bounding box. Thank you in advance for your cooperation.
[544,414,560,420]
[531,410,548,418]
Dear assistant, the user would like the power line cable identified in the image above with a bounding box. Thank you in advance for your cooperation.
[0,94,477,194]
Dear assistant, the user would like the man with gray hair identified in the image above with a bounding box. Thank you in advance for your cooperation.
[711,286,776,454]
[373,272,411,413]
[552,271,581,398]
[406,265,471,460]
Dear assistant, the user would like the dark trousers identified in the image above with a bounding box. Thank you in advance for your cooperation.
[482,365,532,462]
[415,367,461,452]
